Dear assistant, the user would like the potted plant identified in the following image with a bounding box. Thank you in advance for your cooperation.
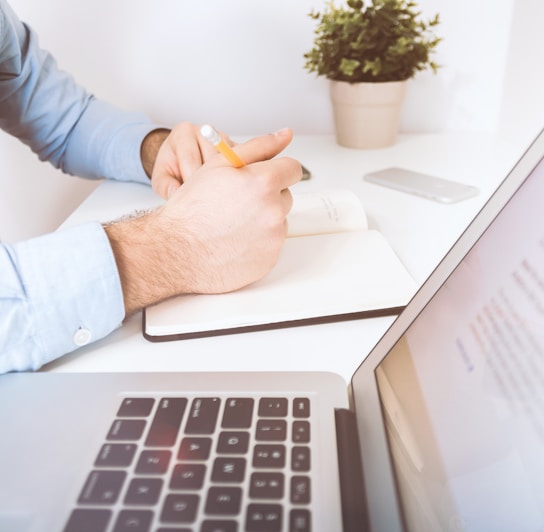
[304,0,441,148]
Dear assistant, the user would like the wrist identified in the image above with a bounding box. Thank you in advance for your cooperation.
[104,209,178,314]
[140,128,171,179]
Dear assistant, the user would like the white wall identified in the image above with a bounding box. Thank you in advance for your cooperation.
[499,0,544,149]
[1,0,541,242]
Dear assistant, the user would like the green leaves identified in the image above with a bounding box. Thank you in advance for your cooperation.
[339,57,361,77]
[304,0,441,82]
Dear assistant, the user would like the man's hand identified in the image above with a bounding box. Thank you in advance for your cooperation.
[107,127,301,315]
[143,122,235,200]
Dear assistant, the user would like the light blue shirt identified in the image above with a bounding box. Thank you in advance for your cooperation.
[0,0,158,372]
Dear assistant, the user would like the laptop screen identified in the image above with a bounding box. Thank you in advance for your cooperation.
[375,155,544,530]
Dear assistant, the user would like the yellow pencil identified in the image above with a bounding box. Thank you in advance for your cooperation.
[200,124,245,168]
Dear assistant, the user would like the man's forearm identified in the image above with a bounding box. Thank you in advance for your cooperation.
[104,208,193,316]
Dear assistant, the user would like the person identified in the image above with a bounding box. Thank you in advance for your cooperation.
[0,0,301,373]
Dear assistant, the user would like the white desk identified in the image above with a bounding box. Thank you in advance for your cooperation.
[43,133,522,380]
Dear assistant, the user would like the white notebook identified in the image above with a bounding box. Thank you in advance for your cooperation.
[144,189,417,341]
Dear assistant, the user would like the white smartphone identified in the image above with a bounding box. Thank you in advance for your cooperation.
[364,167,479,204]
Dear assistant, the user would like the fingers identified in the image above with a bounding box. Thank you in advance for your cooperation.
[229,127,294,167]
[151,123,298,200]
[152,174,181,200]
[170,123,207,180]
[151,162,179,199]
[203,127,294,170]
[280,187,294,218]
[151,123,212,199]
[247,155,303,192]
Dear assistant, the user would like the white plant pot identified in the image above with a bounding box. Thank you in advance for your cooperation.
[329,80,407,149]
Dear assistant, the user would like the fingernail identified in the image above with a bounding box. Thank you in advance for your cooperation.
[167,184,178,199]
[274,127,290,137]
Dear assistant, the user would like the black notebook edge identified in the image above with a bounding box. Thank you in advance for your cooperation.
[142,306,405,342]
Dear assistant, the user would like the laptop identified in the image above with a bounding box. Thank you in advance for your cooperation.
[2,128,544,532]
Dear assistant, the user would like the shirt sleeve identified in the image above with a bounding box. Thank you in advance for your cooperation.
[0,0,158,184]
[0,2,167,373]
[0,222,126,373]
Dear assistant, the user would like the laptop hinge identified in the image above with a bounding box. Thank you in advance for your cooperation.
[335,408,371,532]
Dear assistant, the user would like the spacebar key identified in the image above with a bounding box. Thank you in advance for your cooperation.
[145,398,188,447]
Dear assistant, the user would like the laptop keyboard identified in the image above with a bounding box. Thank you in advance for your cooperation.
[64,395,313,532]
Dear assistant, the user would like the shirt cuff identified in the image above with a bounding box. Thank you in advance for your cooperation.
[0,222,125,372]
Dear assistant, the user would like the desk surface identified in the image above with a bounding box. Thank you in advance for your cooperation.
[44,133,522,381]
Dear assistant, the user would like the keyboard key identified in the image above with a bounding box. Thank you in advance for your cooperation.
[112,509,153,532]
[145,398,187,447]
[290,476,311,504]
[95,443,136,467]
[291,446,311,472]
[252,444,286,468]
[117,398,155,417]
[124,478,163,505]
[245,504,282,532]
[216,431,250,454]
[185,397,220,434]
[156,528,191,532]
[290,509,312,532]
[160,493,199,523]
[178,437,212,461]
[292,421,310,443]
[222,397,254,428]
[258,398,288,417]
[211,457,246,483]
[201,521,237,532]
[107,419,146,441]
[63,508,111,532]
[292,398,310,418]
[135,450,171,474]
[204,486,242,515]
[78,470,126,505]
[256,419,287,441]
[170,463,206,490]
[249,472,284,499]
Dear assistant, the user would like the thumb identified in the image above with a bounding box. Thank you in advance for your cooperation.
[233,127,293,165]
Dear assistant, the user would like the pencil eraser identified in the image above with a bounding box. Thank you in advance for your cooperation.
[200,124,220,145]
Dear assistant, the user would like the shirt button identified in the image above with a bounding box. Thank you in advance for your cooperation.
[73,328,92,346]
